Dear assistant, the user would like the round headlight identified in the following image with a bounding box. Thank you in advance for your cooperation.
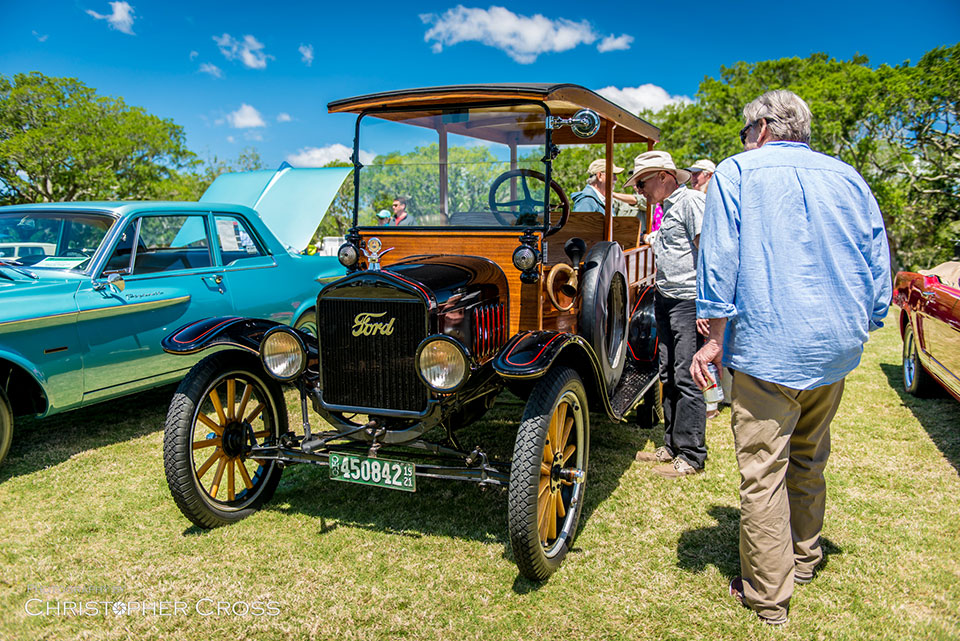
[512,244,538,272]
[260,329,306,381]
[417,336,469,392]
[338,242,359,268]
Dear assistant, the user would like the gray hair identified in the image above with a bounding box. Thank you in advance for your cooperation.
[743,90,812,144]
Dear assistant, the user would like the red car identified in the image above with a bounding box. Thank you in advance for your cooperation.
[893,262,960,401]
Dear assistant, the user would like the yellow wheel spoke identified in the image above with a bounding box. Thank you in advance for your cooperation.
[209,457,227,498]
[192,438,221,450]
[227,460,236,501]
[538,476,550,499]
[252,430,270,439]
[209,389,227,426]
[226,379,236,420]
[540,462,550,476]
[546,494,557,540]
[555,403,569,455]
[562,444,576,465]
[197,413,222,435]
[237,461,254,490]
[537,492,551,542]
[246,402,266,424]
[237,385,253,424]
[555,491,566,519]
[196,448,223,479]
[559,415,574,454]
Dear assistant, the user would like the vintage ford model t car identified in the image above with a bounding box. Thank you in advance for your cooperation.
[162,84,662,580]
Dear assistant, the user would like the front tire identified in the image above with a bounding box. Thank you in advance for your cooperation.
[903,323,936,397]
[0,388,13,465]
[163,351,288,528]
[508,367,589,581]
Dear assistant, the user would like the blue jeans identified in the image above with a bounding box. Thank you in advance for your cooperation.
[654,292,707,468]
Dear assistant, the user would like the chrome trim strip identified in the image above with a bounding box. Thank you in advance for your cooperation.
[76,295,192,321]
[0,310,79,333]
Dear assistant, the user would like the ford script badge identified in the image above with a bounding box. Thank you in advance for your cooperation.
[352,311,396,336]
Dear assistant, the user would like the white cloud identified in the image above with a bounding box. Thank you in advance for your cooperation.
[420,6,631,63]
[226,104,266,128]
[277,113,292,123]
[86,1,136,35]
[596,84,692,114]
[597,33,632,53]
[199,63,222,78]
[299,43,314,66]
[32,30,48,42]
[286,143,374,168]
[189,50,198,60]
[226,135,236,143]
[213,33,271,69]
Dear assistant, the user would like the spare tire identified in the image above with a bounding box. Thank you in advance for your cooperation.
[578,241,628,390]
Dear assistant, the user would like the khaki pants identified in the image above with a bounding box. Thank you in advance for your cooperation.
[731,371,845,623]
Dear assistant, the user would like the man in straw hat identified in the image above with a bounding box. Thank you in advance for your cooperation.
[627,150,708,478]
[690,89,890,625]
[571,158,624,212]
[686,159,716,194]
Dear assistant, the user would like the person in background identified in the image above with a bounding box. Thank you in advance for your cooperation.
[625,150,708,478]
[691,90,891,625]
[571,159,624,212]
[391,197,414,226]
[686,159,716,194]
[376,209,392,225]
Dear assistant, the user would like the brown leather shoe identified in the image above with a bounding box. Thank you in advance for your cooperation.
[635,446,672,463]
[652,457,703,478]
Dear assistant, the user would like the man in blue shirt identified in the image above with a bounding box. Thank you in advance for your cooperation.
[691,90,891,625]
[571,158,624,212]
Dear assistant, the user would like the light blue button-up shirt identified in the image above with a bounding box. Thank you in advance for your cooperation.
[697,141,892,389]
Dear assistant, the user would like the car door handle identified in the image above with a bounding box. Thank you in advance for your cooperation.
[203,275,225,293]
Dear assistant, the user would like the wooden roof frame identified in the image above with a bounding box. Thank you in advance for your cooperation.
[327,84,661,241]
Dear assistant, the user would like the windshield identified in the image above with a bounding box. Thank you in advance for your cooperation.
[356,105,560,229]
[0,211,115,271]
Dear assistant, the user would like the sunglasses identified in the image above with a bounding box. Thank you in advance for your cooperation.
[633,172,658,190]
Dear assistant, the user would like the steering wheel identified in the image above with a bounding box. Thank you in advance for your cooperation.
[488,169,570,236]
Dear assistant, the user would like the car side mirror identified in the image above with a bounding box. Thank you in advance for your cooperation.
[95,272,126,293]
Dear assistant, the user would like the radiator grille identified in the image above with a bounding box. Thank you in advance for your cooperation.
[318,297,427,412]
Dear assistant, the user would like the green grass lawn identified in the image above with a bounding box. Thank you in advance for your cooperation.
[1,317,958,640]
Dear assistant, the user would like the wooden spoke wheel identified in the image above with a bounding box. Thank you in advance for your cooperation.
[508,367,589,581]
[164,351,287,528]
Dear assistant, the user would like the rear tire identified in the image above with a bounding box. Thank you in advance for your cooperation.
[903,323,936,397]
[0,388,13,466]
[164,351,287,528]
[579,242,628,390]
[508,367,589,581]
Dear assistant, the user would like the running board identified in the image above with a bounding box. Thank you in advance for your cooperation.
[609,360,658,421]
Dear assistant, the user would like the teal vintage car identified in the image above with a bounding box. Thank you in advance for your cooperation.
[0,166,351,464]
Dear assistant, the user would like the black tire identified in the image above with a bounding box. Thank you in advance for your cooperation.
[0,388,13,466]
[903,323,936,397]
[508,367,589,581]
[294,308,317,337]
[636,381,662,430]
[163,351,287,528]
[579,241,628,390]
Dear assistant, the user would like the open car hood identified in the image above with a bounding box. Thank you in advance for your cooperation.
[201,164,351,251]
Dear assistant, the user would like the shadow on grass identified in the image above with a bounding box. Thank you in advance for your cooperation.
[677,505,844,581]
[0,383,176,483]
[252,394,647,592]
[880,363,960,474]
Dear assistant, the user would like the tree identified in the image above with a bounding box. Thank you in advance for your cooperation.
[0,72,196,204]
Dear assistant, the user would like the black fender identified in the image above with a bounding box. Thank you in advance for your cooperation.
[162,316,287,356]
[493,330,620,420]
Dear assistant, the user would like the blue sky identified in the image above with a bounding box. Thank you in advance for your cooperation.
[1,1,958,170]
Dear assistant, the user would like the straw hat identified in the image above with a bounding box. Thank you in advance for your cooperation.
[623,150,690,188]
[686,159,716,174]
[588,158,624,176]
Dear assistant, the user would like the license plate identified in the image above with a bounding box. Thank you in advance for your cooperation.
[328,453,416,492]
